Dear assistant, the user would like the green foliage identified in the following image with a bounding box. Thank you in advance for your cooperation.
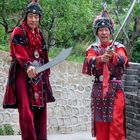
[0,44,9,52]
[132,51,140,63]
[48,47,62,58]
[0,0,140,62]
[68,54,84,64]
[133,3,140,16]
[0,25,10,46]
[3,124,14,135]
[18,129,21,135]
[0,0,25,31]
[67,40,90,63]
[0,127,4,135]
[132,37,140,62]
[72,40,91,56]
[48,40,90,63]
[0,124,14,135]
[41,0,94,48]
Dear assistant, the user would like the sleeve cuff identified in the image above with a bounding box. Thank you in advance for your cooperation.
[112,52,118,65]
[24,61,33,71]
[90,56,103,69]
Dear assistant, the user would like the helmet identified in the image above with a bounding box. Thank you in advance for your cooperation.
[24,0,43,19]
[93,3,114,34]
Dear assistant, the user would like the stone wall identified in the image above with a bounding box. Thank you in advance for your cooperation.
[47,61,93,134]
[0,50,140,140]
[124,63,140,140]
[0,50,93,134]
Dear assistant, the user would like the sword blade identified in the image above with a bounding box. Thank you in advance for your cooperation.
[35,47,72,74]
[112,0,137,45]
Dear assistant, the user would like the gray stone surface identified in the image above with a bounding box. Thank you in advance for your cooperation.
[0,50,93,135]
[1,50,140,140]
[124,62,140,140]
[0,132,95,140]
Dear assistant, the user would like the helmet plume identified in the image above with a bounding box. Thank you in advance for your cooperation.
[93,2,114,34]
[32,0,39,3]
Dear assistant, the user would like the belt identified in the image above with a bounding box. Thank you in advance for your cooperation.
[95,75,121,82]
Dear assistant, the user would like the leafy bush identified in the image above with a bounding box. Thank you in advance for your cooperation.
[0,25,9,46]
[72,40,91,56]
[132,51,140,63]
[0,45,9,52]
[48,40,91,63]
[0,127,4,135]
[3,124,14,135]
[132,37,140,62]
[18,129,21,135]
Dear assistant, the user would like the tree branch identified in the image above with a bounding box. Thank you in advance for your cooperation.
[114,9,131,44]
[131,15,140,41]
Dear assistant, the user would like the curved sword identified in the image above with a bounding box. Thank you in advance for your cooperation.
[35,47,72,74]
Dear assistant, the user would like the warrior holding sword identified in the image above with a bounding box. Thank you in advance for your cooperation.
[82,1,134,140]
[3,0,72,138]
[3,0,59,139]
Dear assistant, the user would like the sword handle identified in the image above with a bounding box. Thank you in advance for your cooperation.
[34,68,38,74]
[106,45,113,51]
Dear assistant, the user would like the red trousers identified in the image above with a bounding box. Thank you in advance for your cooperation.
[16,69,47,140]
[95,90,125,140]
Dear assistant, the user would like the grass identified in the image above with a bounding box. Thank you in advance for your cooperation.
[0,124,14,135]
[48,41,91,63]
[0,44,9,52]
[48,47,85,64]
[67,54,84,63]
[0,42,87,64]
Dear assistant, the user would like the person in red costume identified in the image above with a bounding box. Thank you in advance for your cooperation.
[3,0,55,140]
[82,3,128,140]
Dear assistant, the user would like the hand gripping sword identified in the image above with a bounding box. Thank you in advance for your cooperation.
[109,0,137,49]
[35,47,72,74]
[102,0,136,98]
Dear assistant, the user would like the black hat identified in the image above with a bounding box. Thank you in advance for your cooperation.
[93,2,114,34]
[25,0,43,17]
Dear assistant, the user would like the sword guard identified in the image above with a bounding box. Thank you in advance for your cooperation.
[108,45,113,50]
[34,68,38,74]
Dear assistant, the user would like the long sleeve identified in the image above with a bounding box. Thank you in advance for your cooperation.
[86,48,103,70]
[111,47,128,66]
[10,27,33,71]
